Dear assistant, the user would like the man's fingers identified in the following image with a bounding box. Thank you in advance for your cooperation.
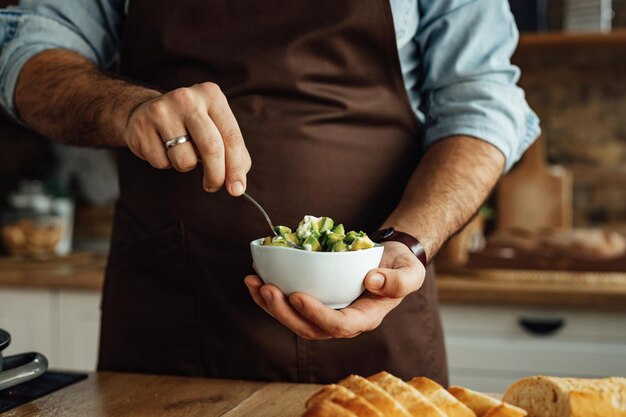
[244,275,274,317]
[166,141,198,172]
[198,82,249,196]
[363,264,423,299]
[134,127,171,169]
[260,286,331,340]
[124,83,249,194]
[244,277,331,340]
[184,111,226,192]
[288,293,371,338]
[153,115,197,173]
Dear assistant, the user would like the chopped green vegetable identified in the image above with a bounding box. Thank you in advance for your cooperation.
[318,217,334,233]
[264,236,291,247]
[286,232,301,245]
[274,225,292,237]
[303,235,322,252]
[330,241,348,252]
[296,215,321,241]
[325,232,344,247]
[262,215,375,252]
[331,224,345,235]
[344,230,359,245]
[349,236,375,250]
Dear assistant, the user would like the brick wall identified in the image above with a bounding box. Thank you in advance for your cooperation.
[513,46,626,234]
[547,0,626,29]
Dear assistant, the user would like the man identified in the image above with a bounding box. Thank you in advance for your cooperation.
[0,0,539,384]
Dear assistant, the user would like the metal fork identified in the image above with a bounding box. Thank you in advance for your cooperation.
[242,192,303,249]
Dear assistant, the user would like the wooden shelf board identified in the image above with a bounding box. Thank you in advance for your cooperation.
[518,30,626,49]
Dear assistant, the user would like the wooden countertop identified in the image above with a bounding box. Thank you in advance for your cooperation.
[2,253,626,310]
[0,252,106,291]
[5,372,320,417]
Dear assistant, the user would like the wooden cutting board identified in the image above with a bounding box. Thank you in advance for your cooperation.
[2,372,320,417]
[496,136,573,231]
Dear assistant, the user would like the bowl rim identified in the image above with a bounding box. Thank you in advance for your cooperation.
[250,238,383,255]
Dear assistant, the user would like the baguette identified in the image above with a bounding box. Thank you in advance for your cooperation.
[339,374,413,417]
[367,371,447,417]
[483,404,528,417]
[502,376,626,417]
[448,386,526,417]
[303,399,358,417]
[408,377,476,417]
[306,384,383,417]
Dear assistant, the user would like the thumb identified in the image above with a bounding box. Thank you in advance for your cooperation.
[364,266,423,299]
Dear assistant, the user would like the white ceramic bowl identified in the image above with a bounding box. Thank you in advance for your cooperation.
[250,238,384,309]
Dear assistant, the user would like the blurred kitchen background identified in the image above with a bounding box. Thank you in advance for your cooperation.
[1,0,626,393]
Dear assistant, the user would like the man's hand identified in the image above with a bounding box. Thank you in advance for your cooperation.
[125,83,252,196]
[15,50,251,196]
[244,242,425,339]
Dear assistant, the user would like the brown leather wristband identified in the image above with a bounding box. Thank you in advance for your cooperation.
[369,227,428,266]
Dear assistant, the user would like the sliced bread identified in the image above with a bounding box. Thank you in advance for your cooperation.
[302,399,358,417]
[502,376,626,417]
[306,384,383,417]
[339,374,413,417]
[367,371,447,417]
[408,377,476,417]
[448,386,526,417]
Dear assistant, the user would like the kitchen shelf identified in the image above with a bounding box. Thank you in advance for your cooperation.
[517,30,626,50]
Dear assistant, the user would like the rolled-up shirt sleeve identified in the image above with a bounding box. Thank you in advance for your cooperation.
[416,0,541,172]
[0,0,124,119]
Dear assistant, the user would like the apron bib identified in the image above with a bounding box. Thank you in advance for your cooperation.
[99,0,448,384]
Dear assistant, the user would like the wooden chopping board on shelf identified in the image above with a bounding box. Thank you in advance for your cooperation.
[496,136,573,231]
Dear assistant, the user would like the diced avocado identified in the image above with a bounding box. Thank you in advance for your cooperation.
[331,224,345,235]
[318,217,334,233]
[262,216,373,252]
[349,236,375,251]
[302,235,322,252]
[296,215,321,240]
[269,236,290,247]
[273,225,292,238]
[325,232,344,247]
[330,241,348,252]
[286,232,300,245]
[344,230,359,244]
[319,230,330,247]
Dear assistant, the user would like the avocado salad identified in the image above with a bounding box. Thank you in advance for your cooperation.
[262,215,375,252]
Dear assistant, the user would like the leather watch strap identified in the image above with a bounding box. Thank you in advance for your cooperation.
[369,227,428,266]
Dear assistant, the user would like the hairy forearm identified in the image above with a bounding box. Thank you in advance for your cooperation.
[382,136,505,260]
[14,49,160,147]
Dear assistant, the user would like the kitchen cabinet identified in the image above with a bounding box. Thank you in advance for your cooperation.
[441,303,626,392]
[2,268,626,388]
[0,287,100,371]
[0,289,55,361]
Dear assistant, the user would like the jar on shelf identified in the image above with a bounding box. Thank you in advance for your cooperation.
[1,181,74,258]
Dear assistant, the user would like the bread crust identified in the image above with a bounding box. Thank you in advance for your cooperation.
[302,399,359,417]
[448,386,502,416]
[306,384,383,417]
[503,376,626,417]
[339,374,413,417]
[367,372,447,417]
[482,404,528,417]
[408,377,476,417]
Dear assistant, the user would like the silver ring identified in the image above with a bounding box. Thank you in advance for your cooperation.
[165,135,190,150]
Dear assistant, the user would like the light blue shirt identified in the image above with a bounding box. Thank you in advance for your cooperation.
[0,0,540,172]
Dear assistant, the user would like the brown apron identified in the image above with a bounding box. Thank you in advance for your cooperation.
[98,0,448,385]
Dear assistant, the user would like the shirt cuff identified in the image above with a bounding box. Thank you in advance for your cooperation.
[0,13,99,121]
[422,80,541,173]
